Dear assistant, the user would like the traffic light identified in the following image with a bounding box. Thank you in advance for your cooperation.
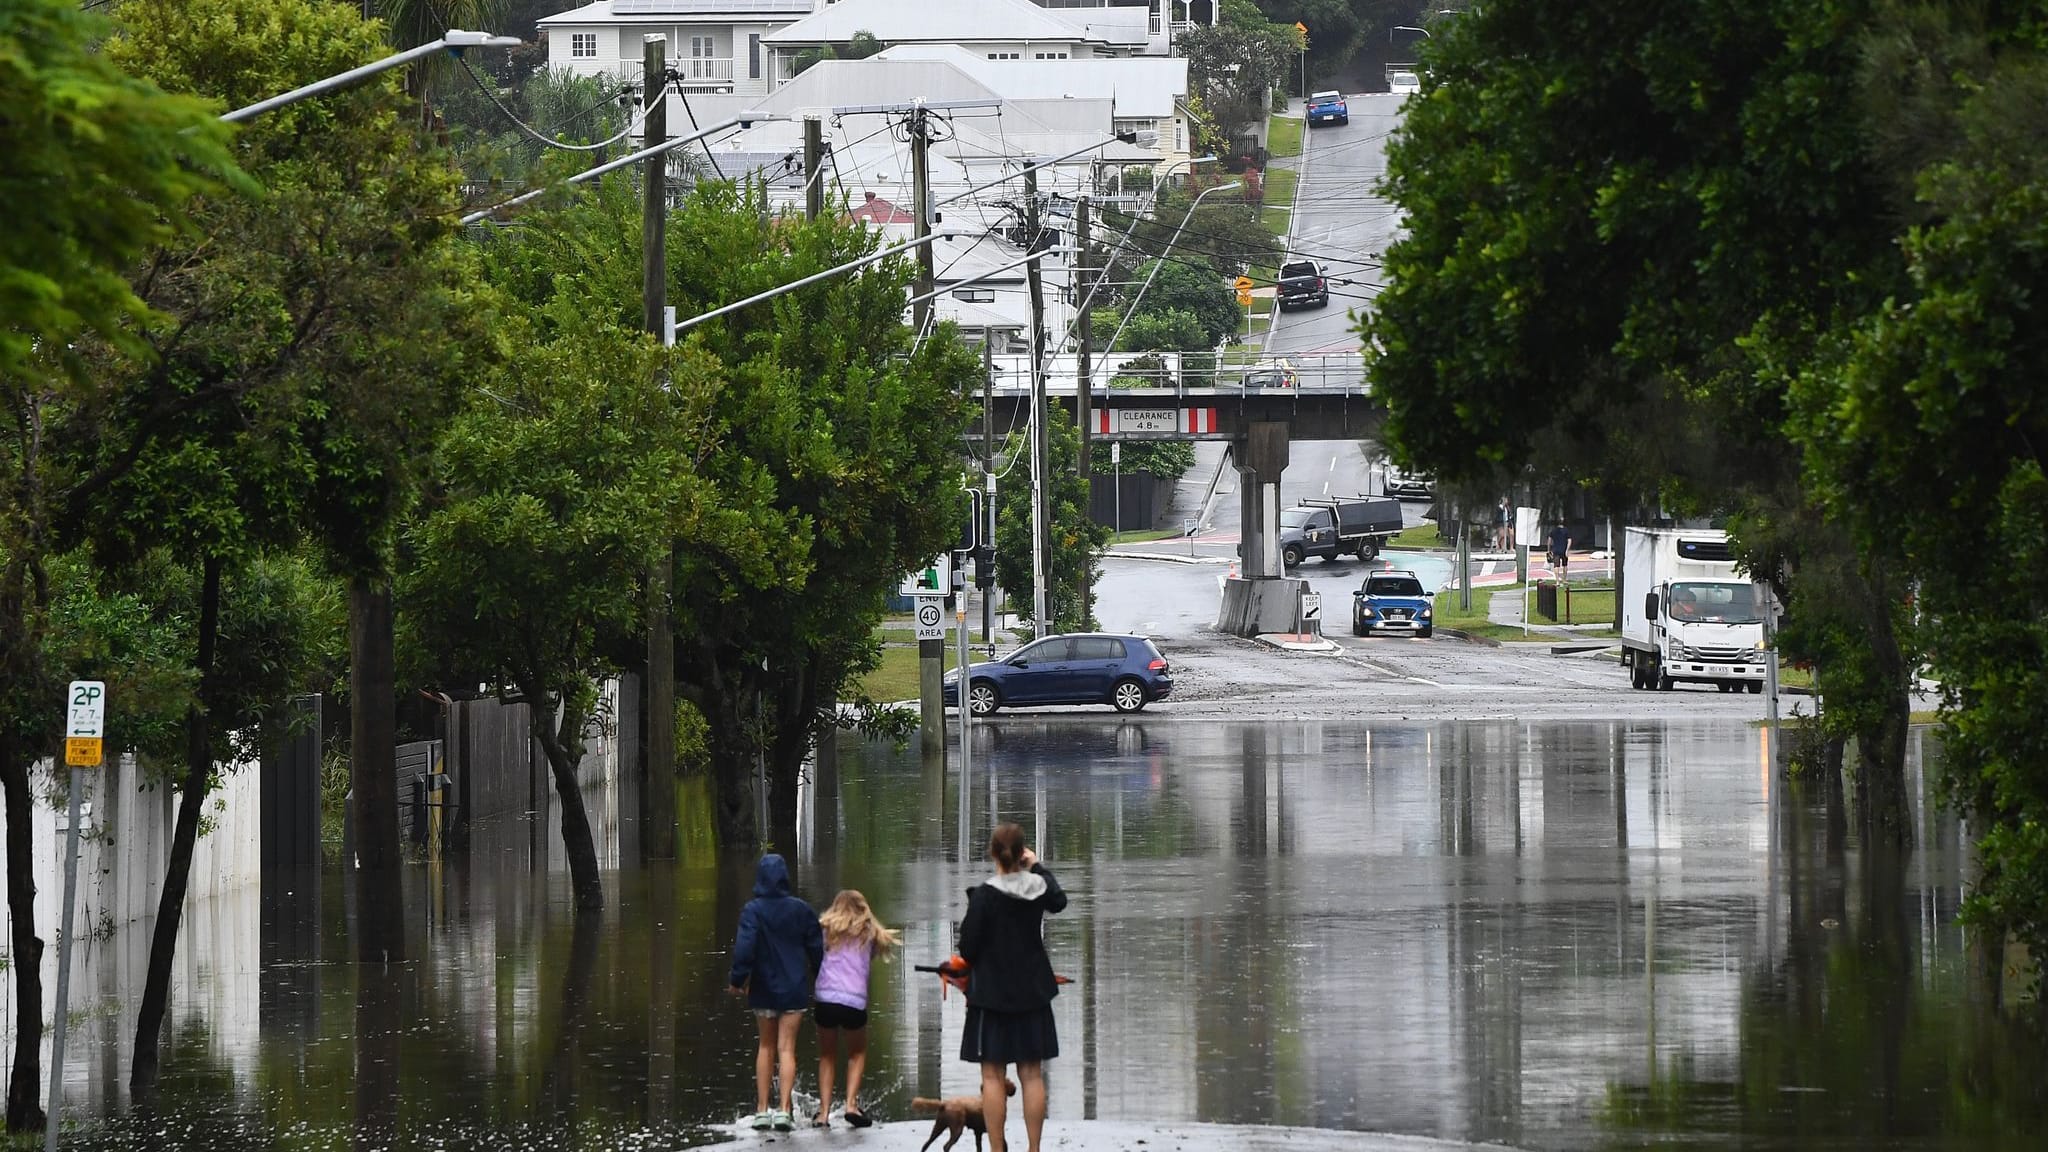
[975,544,995,589]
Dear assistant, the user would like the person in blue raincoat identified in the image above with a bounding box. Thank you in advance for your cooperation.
[728,853,823,1131]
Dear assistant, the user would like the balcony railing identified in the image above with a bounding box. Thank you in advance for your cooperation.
[624,56,735,86]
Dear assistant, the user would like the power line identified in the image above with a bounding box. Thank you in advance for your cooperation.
[458,56,649,153]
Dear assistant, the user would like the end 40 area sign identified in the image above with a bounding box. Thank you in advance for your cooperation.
[66,680,106,767]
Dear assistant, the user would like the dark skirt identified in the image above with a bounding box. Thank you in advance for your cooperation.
[961,1003,1059,1065]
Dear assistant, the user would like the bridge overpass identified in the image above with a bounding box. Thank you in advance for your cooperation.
[967,355,1387,625]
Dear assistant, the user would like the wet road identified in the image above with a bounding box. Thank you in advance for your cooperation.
[1192,92,1419,549]
[49,721,2042,1150]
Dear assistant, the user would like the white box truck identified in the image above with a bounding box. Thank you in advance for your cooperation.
[1619,527,1769,693]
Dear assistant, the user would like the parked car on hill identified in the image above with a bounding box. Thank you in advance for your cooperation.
[943,634,1173,715]
[1389,71,1422,96]
[1308,90,1349,125]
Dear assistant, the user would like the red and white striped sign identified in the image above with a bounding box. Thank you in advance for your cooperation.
[1092,407,1220,435]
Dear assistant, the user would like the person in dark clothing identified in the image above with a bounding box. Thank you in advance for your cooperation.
[1546,523,1571,573]
[957,822,1067,1152]
[728,854,823,1131]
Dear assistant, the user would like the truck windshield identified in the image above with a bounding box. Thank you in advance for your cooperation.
[1668,582,1761,624]
[1281,510,1314,528]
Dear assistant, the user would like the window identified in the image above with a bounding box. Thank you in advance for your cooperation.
[987,51,1020,60]
[1013,639,1072,664]
[690,35,713,59]
[1113,118,1155,137]
[749,33,761,79]
[1071,638,1125,660]
[1034,51,1070,60]
[570,32,597,59]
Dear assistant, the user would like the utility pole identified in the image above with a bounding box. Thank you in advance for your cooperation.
[641,34,676,860]
[1074,194,1094,624]
[908,102,935,333]
[911,100,943,752]
[803,115,824,221]
[982,329,996,644]
[1024,168,1051,633]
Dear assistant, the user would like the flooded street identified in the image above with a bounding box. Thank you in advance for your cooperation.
[47,720,2044,1150]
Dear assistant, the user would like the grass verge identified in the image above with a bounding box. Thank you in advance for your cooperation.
[1388,523,1450,550]
[1267,114,1304,158]
[853,641,962,703]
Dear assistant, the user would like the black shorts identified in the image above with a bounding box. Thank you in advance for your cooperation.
[814,1001,868,1031]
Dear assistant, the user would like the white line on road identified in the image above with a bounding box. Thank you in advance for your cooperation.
[1338,654,1443,686]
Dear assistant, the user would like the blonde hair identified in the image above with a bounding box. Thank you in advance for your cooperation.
[820,889,899,952]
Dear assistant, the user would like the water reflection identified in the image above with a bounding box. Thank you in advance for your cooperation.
[50,720,2047,1149]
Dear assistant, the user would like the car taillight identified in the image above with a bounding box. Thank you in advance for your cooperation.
[1148,658,1168,672]
[1316,277,1325,289]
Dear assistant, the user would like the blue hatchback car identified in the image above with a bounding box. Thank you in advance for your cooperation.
[943,633,1172,715]
[1352,570,1434,638]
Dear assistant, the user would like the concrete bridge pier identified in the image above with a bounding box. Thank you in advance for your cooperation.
[1215,422,1307,636]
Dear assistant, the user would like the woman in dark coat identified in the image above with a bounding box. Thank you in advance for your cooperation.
[957,822,1066,1152]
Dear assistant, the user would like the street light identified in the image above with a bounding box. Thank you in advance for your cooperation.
[221,29,522,123]
[1391,25,1433,40]
[1101,181,1242,360]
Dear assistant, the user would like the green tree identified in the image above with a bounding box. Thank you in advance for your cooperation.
[1111,185,1280,281]
[1105,307,1210,354]
[996,406,1110,636]
[403,301,711,913]
[0,0,236,1128]
[1122,258,1240,348]
[663,181,978,850]
[96,0,493,1026]
[1178,1,1306,147]
[1789,8,2048,964]
[1362,0,1919,839]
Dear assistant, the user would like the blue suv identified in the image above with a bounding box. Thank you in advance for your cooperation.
[943,634,1172,715]
[1352,571,1434,638]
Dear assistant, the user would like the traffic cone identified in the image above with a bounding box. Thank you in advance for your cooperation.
[1228,560,1238,580]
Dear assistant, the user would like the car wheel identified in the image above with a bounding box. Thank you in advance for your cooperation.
[1111,678,1147,714]
[1282,544,1304,568]
[968,681,1000,716]
[1352,621,1365,637]
[1418,627,1433,639]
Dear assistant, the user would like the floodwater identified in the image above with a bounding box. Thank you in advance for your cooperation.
[47,720,2046,1150]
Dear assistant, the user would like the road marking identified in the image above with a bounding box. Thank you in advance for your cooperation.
[1328,455,1337,472]
[1337,653,1443,686]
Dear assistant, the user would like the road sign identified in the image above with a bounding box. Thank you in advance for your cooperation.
[1091,407,1222,436]
[65,681,105,768]
[1301,592,1323,622]
[1515,506,1540,548]
[1234,275,1254,306]
[1295,21,1308,33]
[67,680,106,738]
[915,597,945,641]
[900,554,953,597]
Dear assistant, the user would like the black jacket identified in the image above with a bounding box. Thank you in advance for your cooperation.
[728,854,824,1011]
[957,863,1068,1013]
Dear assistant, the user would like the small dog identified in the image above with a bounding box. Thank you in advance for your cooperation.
[911,1080,1016,1152]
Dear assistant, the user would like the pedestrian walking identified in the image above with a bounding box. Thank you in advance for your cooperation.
[958,823,1067,1152]
[1495,498,1511,551]
[727,853,823,1132]
[812,889,897,1129]
[1546,522,1571,575]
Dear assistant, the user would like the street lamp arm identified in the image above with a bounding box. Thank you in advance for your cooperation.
[221,30,522,123]
[459,113,789,225]
[1099,181,1240,359]
[1391,25,1433,39]
[673,232,953,337]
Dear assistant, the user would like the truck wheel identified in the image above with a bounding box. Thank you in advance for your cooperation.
[1356,541,1378,561]
[1749,681,1764,694]
[1657,671,1674,691]
[1282,544,1303,568]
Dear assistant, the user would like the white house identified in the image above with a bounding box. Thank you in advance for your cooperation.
[537,0,1215,96]
[539,0,821,97]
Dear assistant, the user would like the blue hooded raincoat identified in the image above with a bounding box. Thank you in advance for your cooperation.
[728,854,824,1011]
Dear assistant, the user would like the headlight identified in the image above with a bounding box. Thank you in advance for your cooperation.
[1358,607,1375,618]
[1667,639,1683,661]
[1420,606,1432,619]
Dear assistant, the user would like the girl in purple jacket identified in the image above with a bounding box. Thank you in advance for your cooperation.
[812,889,898,1128]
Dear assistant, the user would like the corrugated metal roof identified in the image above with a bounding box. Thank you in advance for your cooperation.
[764,0,1103,46]
[878,45,1186,119]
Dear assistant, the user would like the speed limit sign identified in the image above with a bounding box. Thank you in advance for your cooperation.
[915,597,945,640]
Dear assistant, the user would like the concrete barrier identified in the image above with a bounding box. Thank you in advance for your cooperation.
[1215,576,1310,636]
